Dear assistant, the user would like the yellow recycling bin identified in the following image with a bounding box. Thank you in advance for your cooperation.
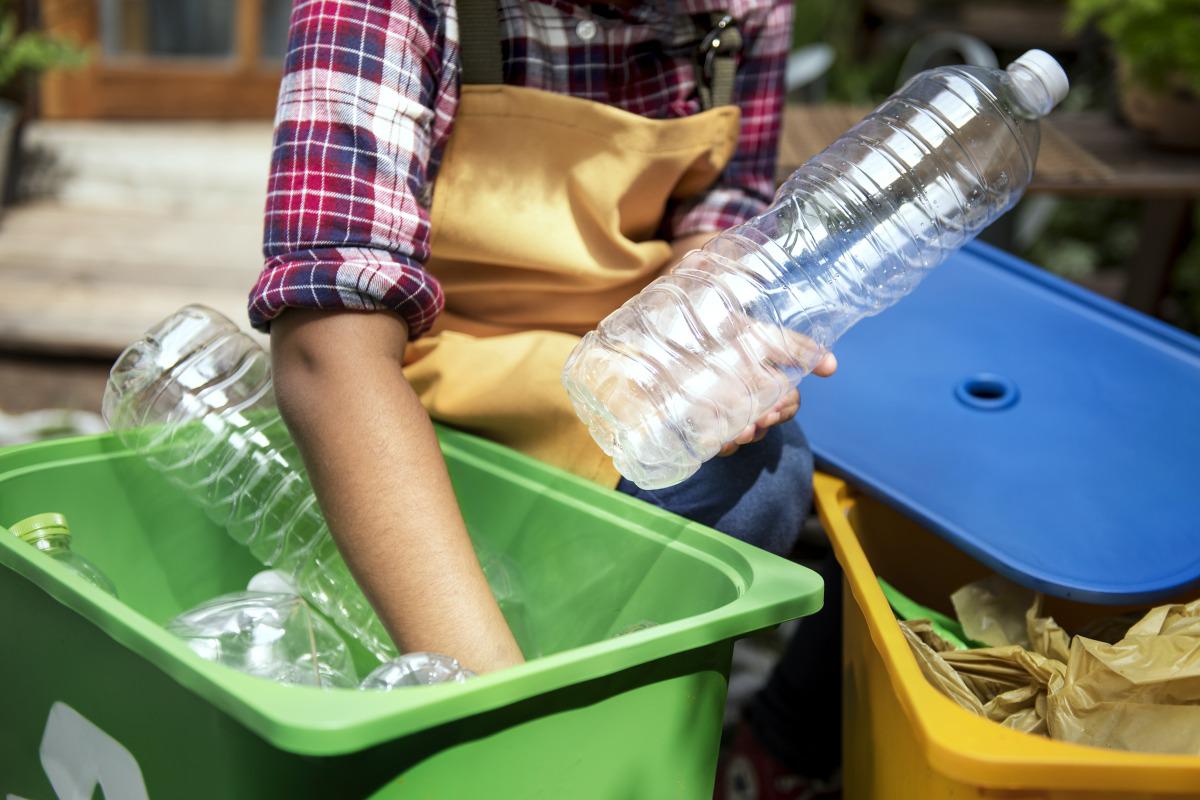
[814,472,1200,799]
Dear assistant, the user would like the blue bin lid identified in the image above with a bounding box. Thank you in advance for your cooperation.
[796,241,1200,604]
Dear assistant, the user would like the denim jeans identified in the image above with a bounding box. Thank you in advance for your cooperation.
[616,422,814,558]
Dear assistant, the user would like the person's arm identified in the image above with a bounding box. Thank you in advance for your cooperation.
[250,0,460,336]
[249,2,520,671]
[272,310,522,673]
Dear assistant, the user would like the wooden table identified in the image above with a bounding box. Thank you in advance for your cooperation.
[778,106,1200,313]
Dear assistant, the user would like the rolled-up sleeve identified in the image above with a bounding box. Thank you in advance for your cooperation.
[666,0,792,238]
[250,0,460,338]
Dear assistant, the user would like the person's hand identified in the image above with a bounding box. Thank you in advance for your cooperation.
[718,352,838,457]
[668,232,839,457]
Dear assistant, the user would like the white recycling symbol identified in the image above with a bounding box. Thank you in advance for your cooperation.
[7,701,148,800]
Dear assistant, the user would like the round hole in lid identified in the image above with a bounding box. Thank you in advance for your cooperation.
[955,373,1019,411]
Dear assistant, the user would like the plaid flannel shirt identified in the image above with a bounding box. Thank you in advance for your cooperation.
[250,0,792,337]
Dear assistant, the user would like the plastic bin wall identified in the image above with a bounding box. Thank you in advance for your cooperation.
[0,431,822,799]
[815,473,1200,799]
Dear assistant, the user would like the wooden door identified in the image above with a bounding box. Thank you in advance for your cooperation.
[38,0,289,118]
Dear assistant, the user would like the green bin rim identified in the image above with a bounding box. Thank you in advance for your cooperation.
[0,429,822,756]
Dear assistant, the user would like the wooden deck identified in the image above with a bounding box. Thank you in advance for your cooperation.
[0,202,263,356]
[0,121,271,358]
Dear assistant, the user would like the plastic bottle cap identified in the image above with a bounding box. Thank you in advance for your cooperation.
[1014,49,1069,108]
[9,512,71,543]
[247,569,299,595]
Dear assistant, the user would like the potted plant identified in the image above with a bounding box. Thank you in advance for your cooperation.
[0,0,85,210]
[1067,0,1200,150]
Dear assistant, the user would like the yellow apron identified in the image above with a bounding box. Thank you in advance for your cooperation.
[404,83,740,486]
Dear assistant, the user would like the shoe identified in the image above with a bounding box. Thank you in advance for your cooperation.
[714,721,842,800]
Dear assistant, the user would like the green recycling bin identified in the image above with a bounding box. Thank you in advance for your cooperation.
[0,427,821,798]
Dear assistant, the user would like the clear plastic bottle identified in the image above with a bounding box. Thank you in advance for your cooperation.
[360,652,475,690]
[167,591,359,689]
[563,51,1069,489]
[101,305,397,661]
[477,545,538,657]
[9,512,118,597]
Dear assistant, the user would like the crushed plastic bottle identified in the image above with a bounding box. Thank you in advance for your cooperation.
[246,569,300,595]
[101,305,398,661]
[9,512,117,597]
[360,652,475,690]
[563,51,1070,489]
[166,591,358,688]
[478,546,538,657]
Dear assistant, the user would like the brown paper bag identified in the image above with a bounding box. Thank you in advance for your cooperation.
[900,585,1200,754]
[1047,600,1200,754]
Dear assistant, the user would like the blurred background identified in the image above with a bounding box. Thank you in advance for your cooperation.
[0,0,1197,439]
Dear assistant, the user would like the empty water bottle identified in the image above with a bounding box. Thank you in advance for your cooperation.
[563,51,1069,489]
[167,591,358,688]
[8,512,117,597]
[360,652,475,690]
[478,546,538,657]
[101,305,397,660]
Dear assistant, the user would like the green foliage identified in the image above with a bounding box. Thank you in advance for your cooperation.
[792,0,907,104]
[1020,198,1141,281]
[1166,206,1200,333]
[1066,0,1200,94]
[0,0,87,90]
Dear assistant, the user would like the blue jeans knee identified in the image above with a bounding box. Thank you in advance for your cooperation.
[616,422,814,556]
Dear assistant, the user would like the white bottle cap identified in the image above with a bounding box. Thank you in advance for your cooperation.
[247,569,299,595]
[1013,49,1069,109]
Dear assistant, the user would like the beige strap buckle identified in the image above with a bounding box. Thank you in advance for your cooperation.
[696,14,742,110]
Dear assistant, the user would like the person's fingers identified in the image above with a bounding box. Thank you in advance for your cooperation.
[751,388,794,426]
[780,387,800,412]
[718,383,808,457]
[719,421,758,456]
[812,352,838,377]
[756,389,798,425]
[753,410,781,430]
[772,326,823,368]
[733,422,759,446]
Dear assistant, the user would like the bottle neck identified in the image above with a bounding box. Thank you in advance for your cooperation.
[1006,63,1056,119]
[20,531,72,555]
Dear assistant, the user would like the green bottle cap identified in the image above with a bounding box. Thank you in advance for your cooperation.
[9,512,71,544]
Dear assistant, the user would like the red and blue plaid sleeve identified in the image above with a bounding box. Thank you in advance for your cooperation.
[666,0,792,238]
[249,0,458,338]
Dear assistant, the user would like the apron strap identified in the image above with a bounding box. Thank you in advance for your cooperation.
[457,0,740,107]
[693,13,742,110]
[458,0,504,85]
